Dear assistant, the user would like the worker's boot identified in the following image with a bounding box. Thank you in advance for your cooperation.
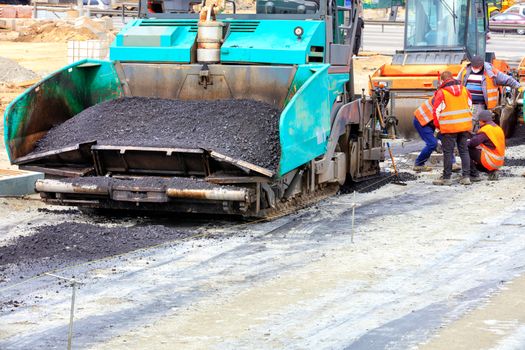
[488,171,499,181]
[470,169,481,182]
[433,177,452,186]
[470,175,482,182]
[413,165,432,172]
[459,177,471,185]
[451,164,462,173]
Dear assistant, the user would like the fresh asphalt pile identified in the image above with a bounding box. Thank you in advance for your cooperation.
[34,97,282,171]
[0,222,202,284]
[505,124,525,167]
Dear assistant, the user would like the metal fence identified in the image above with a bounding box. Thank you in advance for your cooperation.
[32,1,138,24]
[366,19,525,35]
[363,0,404,9]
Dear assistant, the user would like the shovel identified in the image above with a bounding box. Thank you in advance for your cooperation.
[387,142,407,186]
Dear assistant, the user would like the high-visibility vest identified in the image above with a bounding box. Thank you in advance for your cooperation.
[479,123,505,171]
[414,97,434,126]
[438,87,473,134]
[460,67,500,109]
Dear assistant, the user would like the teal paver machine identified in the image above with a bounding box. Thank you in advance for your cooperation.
[4,0,385,217]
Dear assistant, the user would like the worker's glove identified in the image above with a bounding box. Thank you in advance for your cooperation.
[434,128,440,138]
[519,86,525,94]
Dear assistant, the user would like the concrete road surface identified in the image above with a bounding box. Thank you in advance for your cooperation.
[2,140,525,349]
[363,24,525,65]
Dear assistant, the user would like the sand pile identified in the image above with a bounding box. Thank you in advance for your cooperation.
[0,57,39,84]
[15,20,99,42]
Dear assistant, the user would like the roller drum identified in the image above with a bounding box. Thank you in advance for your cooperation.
[389,92,434,140]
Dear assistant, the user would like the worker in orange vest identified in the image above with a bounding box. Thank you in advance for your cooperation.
[458,55,520,131]
[432,71,473,186]
[468,110,505,181]
[413,97,460,173]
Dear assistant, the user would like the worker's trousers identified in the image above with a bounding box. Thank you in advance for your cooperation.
[413,118,437,166]
[413,118,455,166]
[469,147,492,176]
[442,132,470,179]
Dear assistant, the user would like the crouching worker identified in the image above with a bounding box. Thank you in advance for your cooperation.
[413,97,461,173]
[468,110,505,181]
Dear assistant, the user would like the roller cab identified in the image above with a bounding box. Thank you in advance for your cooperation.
[370,0,515,138]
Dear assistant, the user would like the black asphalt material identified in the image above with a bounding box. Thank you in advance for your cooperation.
[340,172,417,194]
[505,124,525,147]
[0,222,200,280]
[503,158,525,167]
[64,176,232,190]
[34,97,281,171]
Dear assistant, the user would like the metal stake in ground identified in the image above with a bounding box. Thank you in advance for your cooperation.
[351,190,357,243]
[45,273,84,350]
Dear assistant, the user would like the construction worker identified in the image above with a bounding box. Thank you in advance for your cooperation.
[432,71,473,186]
[458,55,521,130]
[412,97,460,172]
[468,110,505,181]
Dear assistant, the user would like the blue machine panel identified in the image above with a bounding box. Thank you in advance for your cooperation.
[221,20,325,65]
[110,19,198,63]
[279,64,331,175]
[110,18,325,65]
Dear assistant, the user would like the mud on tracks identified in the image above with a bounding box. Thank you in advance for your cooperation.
[34,97,282,171]
[65,176,236,190]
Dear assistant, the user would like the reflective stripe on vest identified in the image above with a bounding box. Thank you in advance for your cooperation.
[461,68,500,109]
[479,123,506,171]
[481,150,504,171]
[414,97,433,126]
[439,87,473,134]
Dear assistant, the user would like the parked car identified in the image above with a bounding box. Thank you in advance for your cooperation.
[490,12,525,35]
[82,0,110,10]
[0,0,30,4]
[503,4,525,16]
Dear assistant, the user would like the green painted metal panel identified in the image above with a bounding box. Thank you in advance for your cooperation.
[4,59,122,162]
[327,72,349,105]
[279,64,331,175]
[221,20,325,65]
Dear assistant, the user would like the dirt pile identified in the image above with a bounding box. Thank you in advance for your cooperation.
[34,97,282,171]
[0,56,39,84]
[14,20,99,42]
[353,55,391,93]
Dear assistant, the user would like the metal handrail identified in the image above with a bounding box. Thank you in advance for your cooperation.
[364,19,404,32]
[365,19,404,25]
[365,19,525,36]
